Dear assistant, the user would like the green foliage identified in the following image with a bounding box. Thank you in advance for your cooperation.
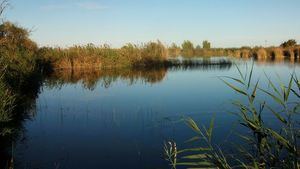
[164,65,300,169]
[0,22,40,89]
[202,40,211,49]
[141,40,167,63]
[0,21,41,137]
[280,39,297,48]
[182,40,194,57]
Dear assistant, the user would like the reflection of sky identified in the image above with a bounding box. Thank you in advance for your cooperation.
[15,59,300,169]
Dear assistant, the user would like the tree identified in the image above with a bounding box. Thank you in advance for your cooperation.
[202,40,211,49]
[181,40,194,56]
[280,39,297,48]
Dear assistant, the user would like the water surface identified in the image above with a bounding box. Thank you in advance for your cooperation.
[11,58,300,169]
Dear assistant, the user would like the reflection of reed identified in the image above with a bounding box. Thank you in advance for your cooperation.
[45,67,168,90]
[45,58,233,90]
[0,80,40,169]
[166,58,232,71]
[254,57,300,66]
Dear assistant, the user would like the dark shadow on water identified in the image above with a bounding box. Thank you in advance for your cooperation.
[0,57,232,168]
[0,73,43,169]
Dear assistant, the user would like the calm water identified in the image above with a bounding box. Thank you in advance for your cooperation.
[11,58,300,169]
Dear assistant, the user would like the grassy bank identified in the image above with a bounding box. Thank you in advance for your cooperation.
[38,40,300,70]
[38,41,168,70]
[1,22,298,72]
[0,21,43,169]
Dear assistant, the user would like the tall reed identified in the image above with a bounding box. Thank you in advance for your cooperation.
[164,65,300,169]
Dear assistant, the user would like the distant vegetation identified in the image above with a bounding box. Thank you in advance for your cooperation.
[38,41,168,70]
[37,39,300,70]
[0,0,299,117]
[0,0,299,168]
[1,4,298,72]
[0,14,299,136]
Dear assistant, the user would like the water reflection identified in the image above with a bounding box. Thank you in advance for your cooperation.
[45,58,233,90]
[1,57,300,169]
[254,56,300,65]
[0,77,42,168]
[45,68,168,90]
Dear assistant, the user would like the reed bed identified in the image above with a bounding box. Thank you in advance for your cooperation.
[39,41,168,70]
[38,44,300,71]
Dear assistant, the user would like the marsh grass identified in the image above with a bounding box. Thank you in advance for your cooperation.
[0,69,15,125]
[39,41,168,70]
[39,42,300,71]
[164,64,300,169]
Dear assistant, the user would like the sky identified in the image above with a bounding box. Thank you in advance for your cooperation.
[3,0,300,48]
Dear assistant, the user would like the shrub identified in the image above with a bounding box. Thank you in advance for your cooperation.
[0,22,40,89]
[280,39,297,48]
[202,40,211,49]
[182,40,194,57]
[141,41,167,63]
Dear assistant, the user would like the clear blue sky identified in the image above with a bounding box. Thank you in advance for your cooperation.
[4,0,300,48]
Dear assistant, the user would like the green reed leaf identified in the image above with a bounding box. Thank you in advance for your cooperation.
[259,88,285,107]
[221,79,247,96]
[247,62,254,89]
[185,117,201,134]
[250,80,259,103]
[265,105,287,124]
[185,136,201,143]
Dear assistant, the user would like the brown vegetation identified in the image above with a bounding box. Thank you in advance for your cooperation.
[45,67,168,90]
[39,41,168,70]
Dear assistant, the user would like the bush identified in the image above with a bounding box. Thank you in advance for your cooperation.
[0,22,40,90]
[280,39,297,48]
[202,40,211,49]
[182,40,194,57]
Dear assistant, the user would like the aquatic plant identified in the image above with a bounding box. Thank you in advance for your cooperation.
[0,69,14,126]
[168,43,181,57]
[164,65,300,169]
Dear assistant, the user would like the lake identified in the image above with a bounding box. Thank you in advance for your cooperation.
[7,58,300,169]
